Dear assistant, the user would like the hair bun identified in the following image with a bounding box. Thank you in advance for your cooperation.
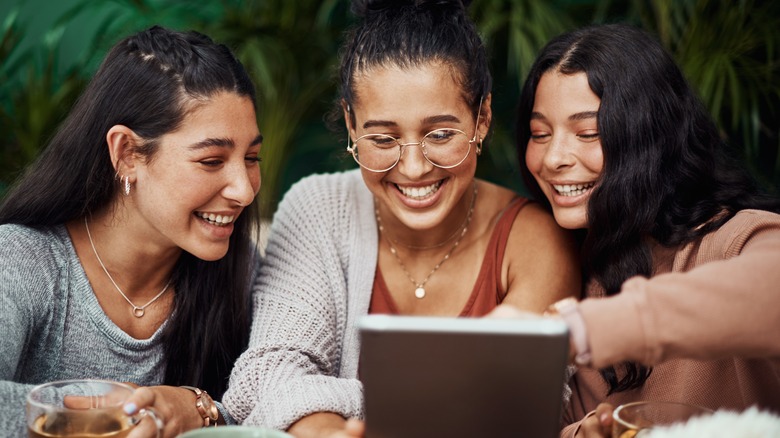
[351,0,470,19]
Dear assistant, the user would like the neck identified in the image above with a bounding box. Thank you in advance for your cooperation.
[73,211,180,300]
[377,182,477,251]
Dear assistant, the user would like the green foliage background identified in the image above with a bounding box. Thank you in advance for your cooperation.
[1,0,779,217]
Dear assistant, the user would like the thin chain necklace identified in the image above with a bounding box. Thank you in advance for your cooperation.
[376,182,477,299]
[84,217,172,318]
[390,203,473,250]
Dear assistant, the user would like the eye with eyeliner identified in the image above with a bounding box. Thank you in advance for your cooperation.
[577,132,599,141]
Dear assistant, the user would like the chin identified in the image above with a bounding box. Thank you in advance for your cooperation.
[552,210,588,230]
[189,245,231,262]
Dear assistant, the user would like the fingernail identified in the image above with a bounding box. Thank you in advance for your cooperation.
[123,403,137,415]
[600,413,609,423]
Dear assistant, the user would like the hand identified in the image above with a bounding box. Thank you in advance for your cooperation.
[288,413,364,438]
[324,418,365,438]
[576,403,614,438]
[123,385,205,438]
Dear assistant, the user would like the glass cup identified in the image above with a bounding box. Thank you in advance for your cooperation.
[178,426,293,438]
[26,379,138,438]
[612,401,713,438]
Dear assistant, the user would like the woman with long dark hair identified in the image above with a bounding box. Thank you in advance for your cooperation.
[222,1,580,436]
[0,26,262,437]
[510,23,780,437]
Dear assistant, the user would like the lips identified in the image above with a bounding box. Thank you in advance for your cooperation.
[552,182,595,197]
[195,211,236,226]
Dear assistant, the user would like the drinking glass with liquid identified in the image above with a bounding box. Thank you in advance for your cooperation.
[612,400,713,438]
[26,379,138,438]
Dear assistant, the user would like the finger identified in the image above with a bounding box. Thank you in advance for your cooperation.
[127,407,165,438]
[63,395,94,410]
[64,391,129,410]
[123,387,156,416]
[595,402,615,429]
[578,414,604,438]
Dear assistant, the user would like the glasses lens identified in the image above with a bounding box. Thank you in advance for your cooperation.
[423,129,470,167]
[354,134,400,171]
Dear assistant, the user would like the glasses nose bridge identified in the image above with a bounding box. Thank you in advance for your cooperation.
[397,137,426,159]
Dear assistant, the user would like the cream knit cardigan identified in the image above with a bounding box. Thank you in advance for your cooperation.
[224,169,377,430]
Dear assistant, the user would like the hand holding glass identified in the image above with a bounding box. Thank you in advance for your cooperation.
[26,380,141,438]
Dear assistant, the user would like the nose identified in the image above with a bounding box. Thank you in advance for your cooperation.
[224,164,260,207]
[397,141,433,179]
[542,135,576,171]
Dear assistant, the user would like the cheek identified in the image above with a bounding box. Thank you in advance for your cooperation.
[251,167,262,194]
[524,142,543,174]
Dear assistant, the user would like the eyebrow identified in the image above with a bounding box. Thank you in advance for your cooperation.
[188,134,263,150]
[530,111,598,122]
[569,111,598,121]
[362,114,462,130]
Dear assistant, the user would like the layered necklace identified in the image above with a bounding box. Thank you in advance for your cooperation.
[376,182,477,299]
[84,217,172,318]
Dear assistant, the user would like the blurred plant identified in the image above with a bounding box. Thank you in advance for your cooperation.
[0,6,85,195]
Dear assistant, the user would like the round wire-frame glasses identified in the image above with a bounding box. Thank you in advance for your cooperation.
[346,97,483,173]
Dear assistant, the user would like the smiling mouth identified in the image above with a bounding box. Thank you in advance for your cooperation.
[553,183,595,197]
[195,212,236,226]
[395,180,443,200]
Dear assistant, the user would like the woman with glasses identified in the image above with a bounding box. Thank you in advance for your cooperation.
[222,0,580,437]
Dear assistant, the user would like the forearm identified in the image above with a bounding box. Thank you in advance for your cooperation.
[288,412,347,438]
[581,229,780,368]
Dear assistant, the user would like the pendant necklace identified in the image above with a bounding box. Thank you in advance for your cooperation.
[375,182,477,299]
[84,217,172,318]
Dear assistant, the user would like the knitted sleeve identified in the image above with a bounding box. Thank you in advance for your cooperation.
[0,225,59,434]
[223,173,366,430]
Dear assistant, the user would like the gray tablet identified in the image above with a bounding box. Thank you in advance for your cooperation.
[358,315,570,438]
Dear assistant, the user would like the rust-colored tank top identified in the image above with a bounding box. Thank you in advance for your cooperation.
[369,197,530,317]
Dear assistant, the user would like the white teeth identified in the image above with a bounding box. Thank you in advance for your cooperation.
[553,183,595,197]
[397,181,442,200]
[196,212,235,226]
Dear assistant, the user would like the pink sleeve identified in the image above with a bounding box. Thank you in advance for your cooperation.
[579,211,780,369]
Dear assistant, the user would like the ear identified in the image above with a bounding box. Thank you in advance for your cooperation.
[106,125,140,181]
[477,93,493,140]
[342,99,357,140]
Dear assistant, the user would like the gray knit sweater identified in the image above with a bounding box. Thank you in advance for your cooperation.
[0,222,245,434]
[223,169,377,430]
[0,224,167,434]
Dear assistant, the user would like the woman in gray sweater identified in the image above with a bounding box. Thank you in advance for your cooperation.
[0,26,262,437]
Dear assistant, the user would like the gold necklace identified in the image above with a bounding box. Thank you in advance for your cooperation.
[376,182,477,299]
[84,217,172,318]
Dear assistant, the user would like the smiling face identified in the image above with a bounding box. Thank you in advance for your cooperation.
[347,62,489,232]
[525,71,603,230]
[130,92,262,260]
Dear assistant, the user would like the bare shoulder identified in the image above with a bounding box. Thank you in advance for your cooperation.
[502,195,582,310]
